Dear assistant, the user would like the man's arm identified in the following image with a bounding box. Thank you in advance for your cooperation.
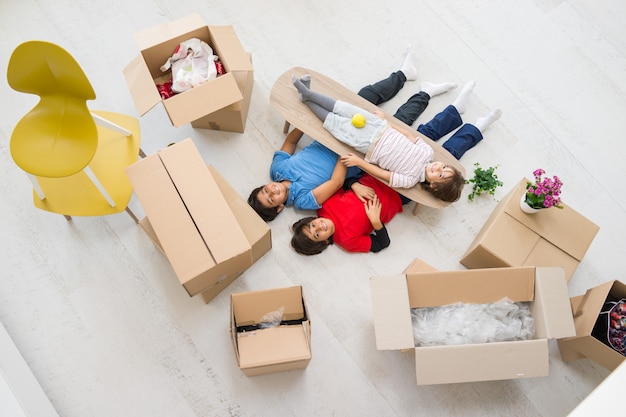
[311,159,347,205]
[279,128,304,155]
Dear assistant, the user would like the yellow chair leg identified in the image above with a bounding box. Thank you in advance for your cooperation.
[125,207,139,224]
[84,166,116,207]
[412,202,420,215]
[91,112,132,136]
[26,174,46,200]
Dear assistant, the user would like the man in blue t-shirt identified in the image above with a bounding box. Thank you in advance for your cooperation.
[247,128,362,221]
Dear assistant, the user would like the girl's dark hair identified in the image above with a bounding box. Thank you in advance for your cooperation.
[248,186,280,222]
[290,217,333,255]
[421,165,466,202]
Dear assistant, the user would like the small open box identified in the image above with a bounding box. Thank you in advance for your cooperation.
[558,280,626,371]
[231,286,311,376]
[123,13,253,131]
[370,263,575,385]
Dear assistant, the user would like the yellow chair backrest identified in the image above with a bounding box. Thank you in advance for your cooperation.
[7,41,99,177]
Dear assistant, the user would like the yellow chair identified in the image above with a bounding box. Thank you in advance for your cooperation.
[7,40,143,220]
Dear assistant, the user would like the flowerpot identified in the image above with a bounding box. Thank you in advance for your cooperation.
[520,195,542,214]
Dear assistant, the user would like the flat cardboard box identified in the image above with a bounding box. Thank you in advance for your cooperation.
[231,286,311,376]
[371,263,575,385]
[123,14,253,131]
[460,178,599,281]
[557,280,626,371]
[126,139,271,297]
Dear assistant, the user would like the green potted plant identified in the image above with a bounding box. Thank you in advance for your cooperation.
[467,163,503,201]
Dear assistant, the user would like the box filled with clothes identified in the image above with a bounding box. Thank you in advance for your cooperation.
[231,286,311,376]
[370,261,575,385]
[123,13,253,132]
[557,279,626,371]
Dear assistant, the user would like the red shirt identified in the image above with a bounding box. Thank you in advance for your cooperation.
[318,174,403,252]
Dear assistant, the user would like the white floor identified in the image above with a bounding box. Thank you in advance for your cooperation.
[1,1,624,416]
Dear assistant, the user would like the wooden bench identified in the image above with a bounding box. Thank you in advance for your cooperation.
[269,67,466,213]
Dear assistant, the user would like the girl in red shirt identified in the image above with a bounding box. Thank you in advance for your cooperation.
[291,173,404,254]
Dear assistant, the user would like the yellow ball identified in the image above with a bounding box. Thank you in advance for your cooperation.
[352,113,366,128]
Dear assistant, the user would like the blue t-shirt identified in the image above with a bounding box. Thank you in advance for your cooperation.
[269,141,361,210]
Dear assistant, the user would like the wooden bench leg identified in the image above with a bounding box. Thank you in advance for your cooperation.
[283,120,291,134]
[412,202,420,216]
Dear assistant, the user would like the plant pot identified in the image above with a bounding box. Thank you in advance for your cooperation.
[520,195,542,214]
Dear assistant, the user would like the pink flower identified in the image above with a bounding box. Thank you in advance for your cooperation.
[524,168,564,209]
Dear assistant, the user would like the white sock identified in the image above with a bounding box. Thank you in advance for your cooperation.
[420,81,458,98]
[474,109,502,132]
[400,47,418,81]
[452,80,476,114]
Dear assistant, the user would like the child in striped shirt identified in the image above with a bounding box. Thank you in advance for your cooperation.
[292,76,501,202]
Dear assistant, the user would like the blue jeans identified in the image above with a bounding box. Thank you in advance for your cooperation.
[358,71,430,126]
[417,105,483,160]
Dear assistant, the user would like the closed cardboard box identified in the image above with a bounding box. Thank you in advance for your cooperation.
[371,263,575,385]
[123,13,253,132]
[231,286,311,376]
[460,178,599,281]
[558,280,626,371]
[126,139,271,297]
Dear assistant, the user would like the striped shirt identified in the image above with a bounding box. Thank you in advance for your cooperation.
[366,127,434,188]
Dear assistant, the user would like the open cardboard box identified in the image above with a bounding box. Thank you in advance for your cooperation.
[231,286,311,376]
[123,13,253,132]
[126,139,271,298]
[460,178,599,281]
[557,280,626,371]
[370,262,575,385]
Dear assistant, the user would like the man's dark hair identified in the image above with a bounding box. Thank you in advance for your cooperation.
[248,186,280,222]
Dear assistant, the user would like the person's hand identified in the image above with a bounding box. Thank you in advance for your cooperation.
[340,153,363,168]
[364,194,383,230]
[373,110,386,121]
[351,182,375,203]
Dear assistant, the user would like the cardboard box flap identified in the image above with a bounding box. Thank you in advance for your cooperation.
[133,13,206,50]
[123,54,162,117]
[158,140,251,263]
[413,340,549,385]
[209,165,271,262]
[233,286,305,326]
[503,179,599,260]
[403,258,438,274]
[237,326,311,369]
[370,275,414,350]
[125,154,217,282]
[162,73,243,127]
[531,267,575,339]
[209,25,253,72]
[574,280,621,335]
[406,267,536,308]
